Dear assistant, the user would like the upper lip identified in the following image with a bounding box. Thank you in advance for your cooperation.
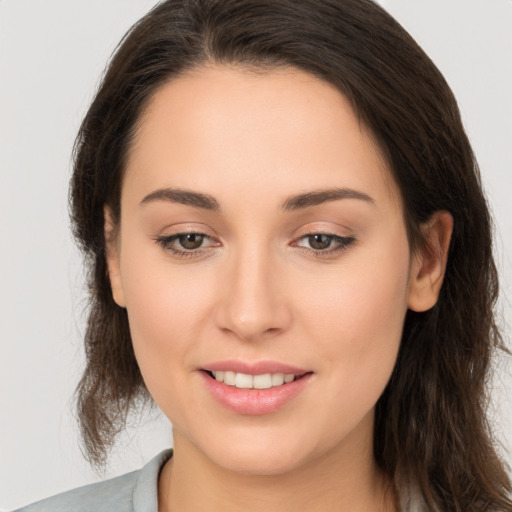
[201,360,310,376]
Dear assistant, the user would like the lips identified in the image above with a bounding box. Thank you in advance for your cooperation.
[199,360,313,415]
[202,359,309,375]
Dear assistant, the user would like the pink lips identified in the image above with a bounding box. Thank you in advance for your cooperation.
[199,360,313,415]
[203,360,309,376]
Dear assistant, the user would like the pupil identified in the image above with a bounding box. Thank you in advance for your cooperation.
[179,234,203,249]
[309,234,331,250]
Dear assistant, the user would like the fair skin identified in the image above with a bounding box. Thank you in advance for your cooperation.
[106,65,452,511]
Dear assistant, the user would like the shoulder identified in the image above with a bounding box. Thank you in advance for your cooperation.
[14,470,139,512]
[13,450,173,512]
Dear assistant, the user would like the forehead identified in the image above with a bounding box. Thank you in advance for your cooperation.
[124,64,401,212]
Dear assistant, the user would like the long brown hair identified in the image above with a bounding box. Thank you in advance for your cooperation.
[70,1,511,509]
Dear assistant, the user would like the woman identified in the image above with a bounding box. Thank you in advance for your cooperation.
[15,0,511,510]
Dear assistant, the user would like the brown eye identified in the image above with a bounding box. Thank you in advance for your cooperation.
[307,234,333,250]
[178,233,205,250]
[155,231,219,258]
[293,232,356,255]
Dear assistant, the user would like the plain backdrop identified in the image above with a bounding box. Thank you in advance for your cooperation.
[1,0,511,509]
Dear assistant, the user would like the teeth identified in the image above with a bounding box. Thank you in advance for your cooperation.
[223,371,236,386]
[271,373,285,386]
[235,373,253,389]
[211,371,297,389]
[253,374,272,389]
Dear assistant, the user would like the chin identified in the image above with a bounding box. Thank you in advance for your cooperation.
[216,447,308,476]
[195,428,320,477]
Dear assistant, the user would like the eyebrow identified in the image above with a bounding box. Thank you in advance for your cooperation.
[139,186,374,212]
[140,188,221,211]
[282,188,375,211]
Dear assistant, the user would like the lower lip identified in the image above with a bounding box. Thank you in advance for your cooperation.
[200,372,313,415]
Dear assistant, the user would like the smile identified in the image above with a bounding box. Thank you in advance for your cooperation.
[210,371,298,389]
[201,366,313,415]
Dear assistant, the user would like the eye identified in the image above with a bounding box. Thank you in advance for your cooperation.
[175,233,206,250]
[293,233,355,255]
[304,234,335,250]
[155,231,219,257]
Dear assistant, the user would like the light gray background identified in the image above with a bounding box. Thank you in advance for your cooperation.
[1,1,511,509]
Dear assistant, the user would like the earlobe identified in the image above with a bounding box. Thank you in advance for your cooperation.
[407,211,453,312]
[104,206,126,308]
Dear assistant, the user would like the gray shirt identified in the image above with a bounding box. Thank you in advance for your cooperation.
[14,450,173,512]
[14,449,427,511]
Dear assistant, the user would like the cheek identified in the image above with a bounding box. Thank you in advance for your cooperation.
[294,236,411,404]
[117,239,213,392]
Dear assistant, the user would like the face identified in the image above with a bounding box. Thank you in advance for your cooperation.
[106,65,436,476]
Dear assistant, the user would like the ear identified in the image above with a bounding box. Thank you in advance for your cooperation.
[104,206,126,308]
[407,211,453,312]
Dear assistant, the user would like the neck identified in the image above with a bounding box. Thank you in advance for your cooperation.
[158,426,396,512]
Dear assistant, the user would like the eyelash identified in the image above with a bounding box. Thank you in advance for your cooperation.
[155,232,356,259]
[292,233,356,257]
[155,232,216,259]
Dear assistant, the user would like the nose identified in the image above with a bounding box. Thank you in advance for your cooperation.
[214,246,292,341]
